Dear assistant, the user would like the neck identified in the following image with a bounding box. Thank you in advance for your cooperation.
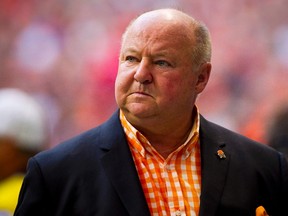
[146,125,193,159]
[135,114,194,159]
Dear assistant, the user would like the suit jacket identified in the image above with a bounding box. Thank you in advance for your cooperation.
[14,110,288,216]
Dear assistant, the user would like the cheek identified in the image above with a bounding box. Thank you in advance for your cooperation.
[115,76,126,101]
[158,75,196,102]
[157,78,180,101]
[163,73,188,91]
[115,69,130,91]
[115,71,133,103]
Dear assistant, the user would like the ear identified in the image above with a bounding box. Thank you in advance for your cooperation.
[195,62,211,94]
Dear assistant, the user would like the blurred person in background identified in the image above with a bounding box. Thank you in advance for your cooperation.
[0,88,47,215]
[14,9,287,216]
[267,105,288,161]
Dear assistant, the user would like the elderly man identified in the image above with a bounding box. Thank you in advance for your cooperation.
[15,9,288,216]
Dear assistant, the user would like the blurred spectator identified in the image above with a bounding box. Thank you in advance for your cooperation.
[267,105,288,161]
[0,88,48,215]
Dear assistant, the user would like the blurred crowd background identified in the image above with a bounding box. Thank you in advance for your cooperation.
[1,0,288,147]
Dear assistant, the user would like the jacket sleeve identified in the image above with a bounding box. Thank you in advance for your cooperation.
[14,158,51,216]
[278,153,288,214]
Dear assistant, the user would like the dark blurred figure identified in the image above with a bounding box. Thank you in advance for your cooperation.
[0,88,47,215]
[267,106,288,161]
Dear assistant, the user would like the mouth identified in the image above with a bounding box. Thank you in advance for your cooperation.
[134,91,150,95]
[131,91,153,98]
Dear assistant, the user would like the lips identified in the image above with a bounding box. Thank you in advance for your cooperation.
[130,91,153,98]
[134,91,150,96]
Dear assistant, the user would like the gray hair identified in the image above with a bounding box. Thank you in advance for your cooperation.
[191,21,212,69]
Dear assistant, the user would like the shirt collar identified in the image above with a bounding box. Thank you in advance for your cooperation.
[120,106,200,158]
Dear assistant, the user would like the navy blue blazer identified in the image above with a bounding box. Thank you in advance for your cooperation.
[15,110,288,216]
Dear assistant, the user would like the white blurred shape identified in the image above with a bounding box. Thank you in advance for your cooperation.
[0,88,47,151]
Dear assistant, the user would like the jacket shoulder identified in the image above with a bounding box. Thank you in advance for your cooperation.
[33,110,123,170]
[200,115,275,152]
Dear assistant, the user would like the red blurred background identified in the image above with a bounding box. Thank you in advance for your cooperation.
[1,0,287,147]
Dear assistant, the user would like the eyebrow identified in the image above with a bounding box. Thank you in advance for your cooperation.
[121,47,175,58]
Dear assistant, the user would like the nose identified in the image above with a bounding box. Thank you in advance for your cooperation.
[134,59,153,84]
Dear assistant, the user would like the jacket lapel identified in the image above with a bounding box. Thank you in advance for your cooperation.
[99,111,150,216]
[98,112,231,215]
[199,116,230,216]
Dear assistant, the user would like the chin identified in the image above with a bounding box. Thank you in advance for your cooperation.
[125,106,156,119]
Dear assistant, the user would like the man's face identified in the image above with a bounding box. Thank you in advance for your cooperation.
[115,15,207,124]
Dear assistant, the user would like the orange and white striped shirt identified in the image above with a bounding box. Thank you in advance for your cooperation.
[120,109,201,216]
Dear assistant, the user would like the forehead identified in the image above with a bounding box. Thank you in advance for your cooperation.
[121,13,195,53]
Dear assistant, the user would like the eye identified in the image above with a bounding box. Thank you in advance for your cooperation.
[125,56,138,62]
[155,60,171,67]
